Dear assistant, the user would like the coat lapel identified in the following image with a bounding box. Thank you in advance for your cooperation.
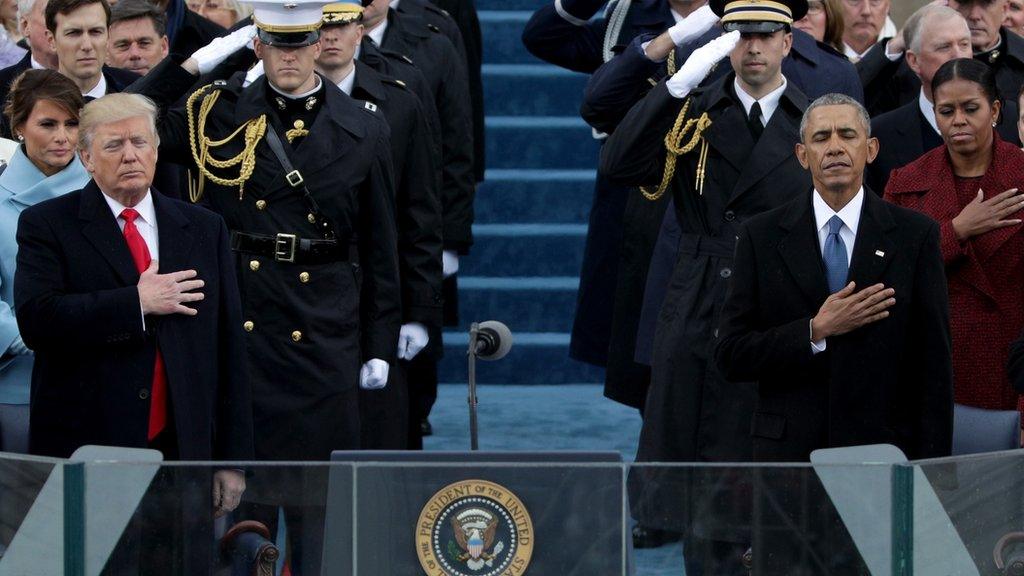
[777,192,830,306]
[728,85,807,205]
[78,182,139,286]
[151,189,192,272]
[847,190,895,288]
[700,80,754,172]
[264,79,364,196]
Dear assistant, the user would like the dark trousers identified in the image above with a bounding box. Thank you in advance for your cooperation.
[102,430,215,575]
[406,353,439,450]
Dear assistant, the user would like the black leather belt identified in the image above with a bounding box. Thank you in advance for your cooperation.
[230,231,348,264]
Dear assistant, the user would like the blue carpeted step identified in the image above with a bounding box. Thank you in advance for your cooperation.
[485,116,600,169]
[476,0,545,11]
[481,11,542,65]
[438,332,604,384]
[456,276,578,332]
[483,64,589,116]
[477,169,595,223]
[462,224,587,276]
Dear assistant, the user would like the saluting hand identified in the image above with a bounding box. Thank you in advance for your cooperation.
[138,261,205,316]
[811,282,895,341]
[952,187,1024,241]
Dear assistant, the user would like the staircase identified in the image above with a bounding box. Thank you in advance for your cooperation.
[436,1,606,385]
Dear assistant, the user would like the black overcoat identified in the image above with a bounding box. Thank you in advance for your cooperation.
[600,73,811,537]
[130,60,401,460]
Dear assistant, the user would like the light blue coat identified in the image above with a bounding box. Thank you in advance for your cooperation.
[0,148,89,404]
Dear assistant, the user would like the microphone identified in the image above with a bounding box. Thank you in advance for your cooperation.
[472,320,513,361]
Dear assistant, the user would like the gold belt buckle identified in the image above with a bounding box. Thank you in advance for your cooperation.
[274,233,297,263]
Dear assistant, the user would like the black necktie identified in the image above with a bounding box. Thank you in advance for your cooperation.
[748,101,764,142]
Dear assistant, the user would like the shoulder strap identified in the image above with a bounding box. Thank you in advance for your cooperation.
[263,128,337,240]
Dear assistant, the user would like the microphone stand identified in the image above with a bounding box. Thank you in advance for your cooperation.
[467,322,480,450]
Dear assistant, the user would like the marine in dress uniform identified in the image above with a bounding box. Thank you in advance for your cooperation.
[600,0,813,571]
[128,2,400,571]
[361,0,473,445]
[317,2,443,449]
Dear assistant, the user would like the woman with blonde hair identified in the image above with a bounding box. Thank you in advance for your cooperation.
[794,0,845,52]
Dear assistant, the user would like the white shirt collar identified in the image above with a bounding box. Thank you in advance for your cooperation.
[269,73,321,98]
[812,187,864,247]
[733,76,787,126]
[367,18,388,47]
[29,55,46,70]
[336,66,356,96]
[83,73,107,99]
[843,18,896,61]
[670,9,684,23]
[103,188,156,228]
[918,89,940,136]
[390,0,400,7]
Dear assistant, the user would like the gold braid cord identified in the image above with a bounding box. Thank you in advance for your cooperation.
[186,84,267,202]
[640,97,712,201]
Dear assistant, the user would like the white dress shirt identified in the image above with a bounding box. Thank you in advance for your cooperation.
[29,56,46,70]
[809,188,864,353]
[918,89,940,136]
[733,77,788,127]
[336,66,356,96]
[82,73,107,100]
[366,18,388,47]
[103,190,159,326]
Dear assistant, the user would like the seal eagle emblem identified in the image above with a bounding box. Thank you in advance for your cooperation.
[416,480,534,576]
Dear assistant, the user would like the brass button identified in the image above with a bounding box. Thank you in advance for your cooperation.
[243,321,254,332]
[256,200,267,210]
[307,213,316,224]
[249,260,260,271]
[299,271,310,283]
[291,330,302,342]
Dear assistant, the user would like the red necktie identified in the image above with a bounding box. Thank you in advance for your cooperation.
[121,208,167,441]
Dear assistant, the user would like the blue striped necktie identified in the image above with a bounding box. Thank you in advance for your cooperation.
[823,215,848,293]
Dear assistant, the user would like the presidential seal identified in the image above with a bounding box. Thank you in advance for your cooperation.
[416,480,534,576]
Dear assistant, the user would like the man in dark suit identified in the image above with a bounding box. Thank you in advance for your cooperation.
[868,4,1019,194]
[14,93,253,572]
[0,0,139,141]
[860,0,1024,117]
[714,92,953,572]
[601,0,815,568]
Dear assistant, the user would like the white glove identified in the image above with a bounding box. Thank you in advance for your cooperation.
[442,250,459,278]
[397,322,430,360]
[191,24,257,75]
[243,60,265,88]
[666,30,741,99]
[359,358,389,390]
[667,5,720,47]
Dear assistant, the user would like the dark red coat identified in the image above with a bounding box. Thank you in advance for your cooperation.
[885,133,1024,413]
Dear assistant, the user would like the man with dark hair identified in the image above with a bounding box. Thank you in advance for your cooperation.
[714,92,952,572]
[43,0,139,97]
[357,0,474,449]
[108,0,169,75]
[316,2,443,450]
[601,0,814,570]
